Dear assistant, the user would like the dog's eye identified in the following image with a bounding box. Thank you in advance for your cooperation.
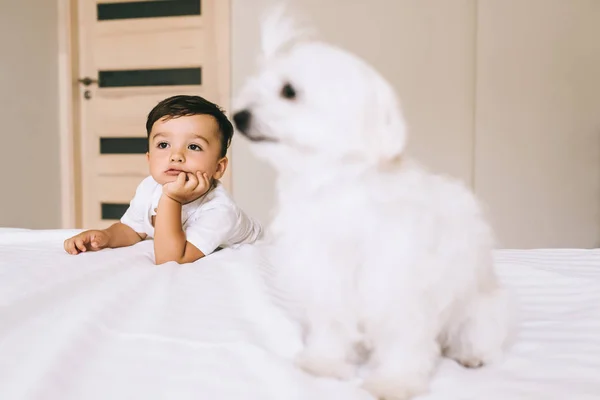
[280,83,296,100]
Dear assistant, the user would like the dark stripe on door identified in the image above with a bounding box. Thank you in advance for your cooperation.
[97,0,201,21]
[100,138,148,154]
[98,67,202,88]
[101,203,130,220]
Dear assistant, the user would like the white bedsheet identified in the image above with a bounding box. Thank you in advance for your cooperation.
[0,228,599,400]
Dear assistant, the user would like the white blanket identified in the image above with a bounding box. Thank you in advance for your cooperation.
[1,228,599,400]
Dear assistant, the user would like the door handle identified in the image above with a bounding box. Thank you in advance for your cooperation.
[78,77,98,86]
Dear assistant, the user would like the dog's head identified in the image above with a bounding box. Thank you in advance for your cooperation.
[233,6,408,172]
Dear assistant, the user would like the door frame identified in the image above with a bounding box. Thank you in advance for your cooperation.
[57,0,79,229]
[57,0,232,229]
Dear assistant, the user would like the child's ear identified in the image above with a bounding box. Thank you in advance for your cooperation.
[146,152,149,162]
[213,156,228,180]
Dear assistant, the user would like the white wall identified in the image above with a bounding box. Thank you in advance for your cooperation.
[231,0,600,248]
[0,1,61,229]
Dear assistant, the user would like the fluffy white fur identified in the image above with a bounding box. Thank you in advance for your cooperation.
[233,8,515,400]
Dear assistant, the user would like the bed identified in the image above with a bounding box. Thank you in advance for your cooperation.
[1,228,599,400]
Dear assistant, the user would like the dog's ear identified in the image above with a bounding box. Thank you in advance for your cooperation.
[366,76,408,166]
[259,3,314,60]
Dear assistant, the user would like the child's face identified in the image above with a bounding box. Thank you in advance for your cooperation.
[147,114,227,186]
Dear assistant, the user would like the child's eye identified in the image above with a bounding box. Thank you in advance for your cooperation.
[157,142,169,149]
[188,144,202,151]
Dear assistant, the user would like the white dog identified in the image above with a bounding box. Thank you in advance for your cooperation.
[233,8,514,400]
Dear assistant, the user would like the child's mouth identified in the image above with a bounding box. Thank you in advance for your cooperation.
[165,169,186,176]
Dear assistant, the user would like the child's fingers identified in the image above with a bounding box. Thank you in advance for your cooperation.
[199,172,209,186]
[196,171,206,188]
[176,172,187,186]
[192,172,209,195]
[75,237,87,252]
[185,172,199,190]
[65,238,81,255]
[64,239,76,254]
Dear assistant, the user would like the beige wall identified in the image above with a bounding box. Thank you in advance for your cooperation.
[231,0,600,249]
[474,0,600,248]
[0,1,61,229]
[231,0,279,227]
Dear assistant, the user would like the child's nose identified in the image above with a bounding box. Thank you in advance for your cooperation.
[170,152,185,163]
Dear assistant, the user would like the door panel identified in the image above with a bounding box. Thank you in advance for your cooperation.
[92,89,200,137]
[95,17,206,70]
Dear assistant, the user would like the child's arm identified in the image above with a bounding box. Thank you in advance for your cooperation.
[153,195,205,264]
[105,222,147,247]
[154,171,211,265]
[64,223,146,255]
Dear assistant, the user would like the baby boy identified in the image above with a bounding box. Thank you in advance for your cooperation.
[64,95,262,264]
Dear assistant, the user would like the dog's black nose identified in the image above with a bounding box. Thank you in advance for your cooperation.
[233,110,252,133]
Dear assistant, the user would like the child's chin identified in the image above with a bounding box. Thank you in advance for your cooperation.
[153,175,176,185]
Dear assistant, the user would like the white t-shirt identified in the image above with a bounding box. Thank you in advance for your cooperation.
[120,176,262,255]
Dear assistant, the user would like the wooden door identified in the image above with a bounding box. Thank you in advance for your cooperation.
[75,0,230,229]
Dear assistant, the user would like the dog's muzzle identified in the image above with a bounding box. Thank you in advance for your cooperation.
[233,110,252,134]
[232,109,277,143]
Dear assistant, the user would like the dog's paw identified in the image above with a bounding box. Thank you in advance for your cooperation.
[453,356,484,369]
[295,349,356,380]
[361,373,428,400]
[443,345,489,369]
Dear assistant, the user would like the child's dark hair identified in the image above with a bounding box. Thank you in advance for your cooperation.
[146,95,234,158]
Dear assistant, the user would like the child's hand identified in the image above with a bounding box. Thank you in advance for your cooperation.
[64,230,111,255]
[163,171,210,204]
